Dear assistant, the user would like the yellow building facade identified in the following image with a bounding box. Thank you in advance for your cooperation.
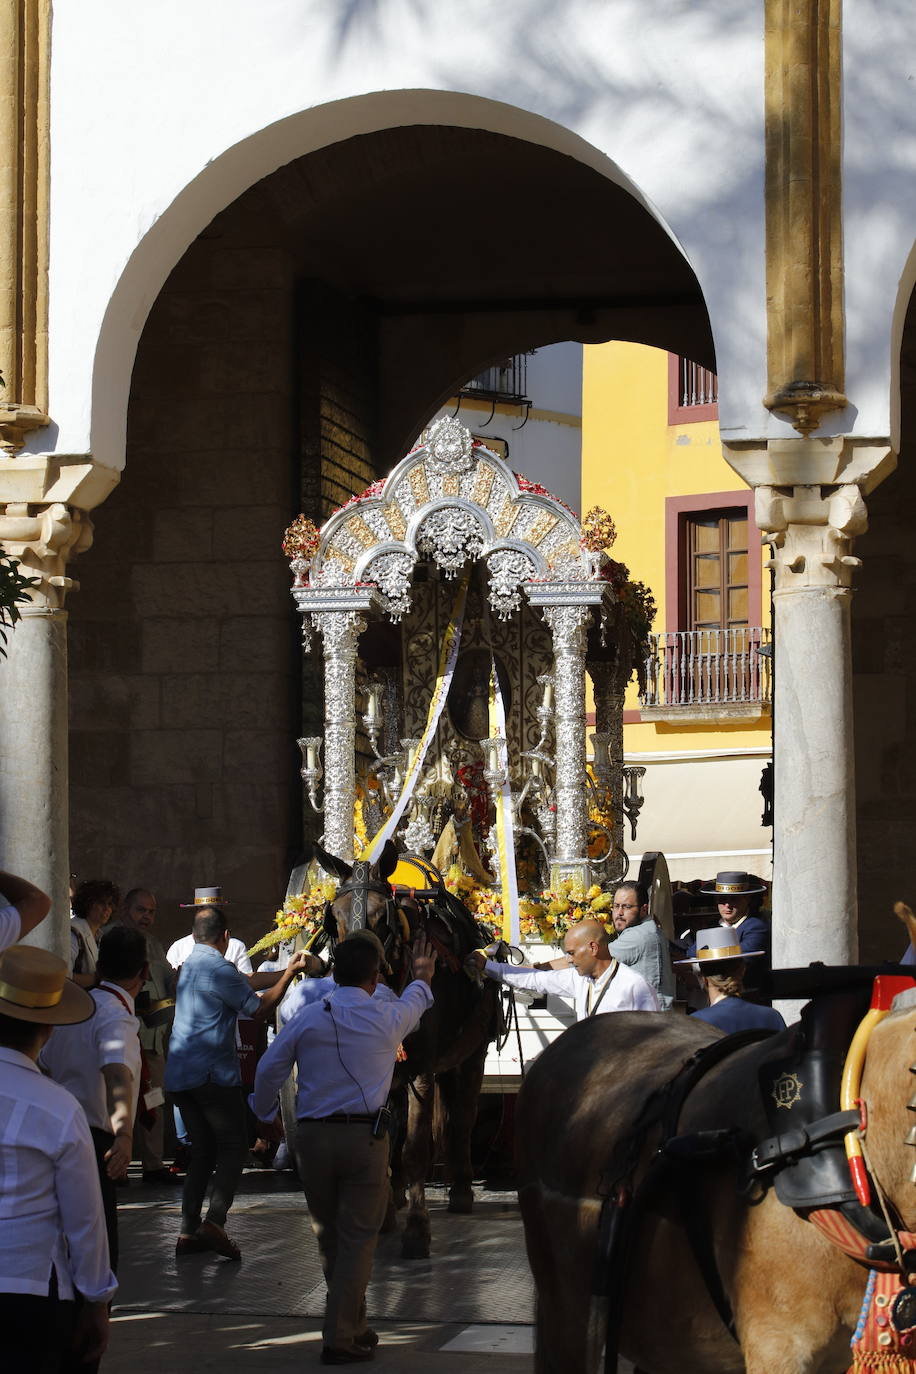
[582,342,773,883]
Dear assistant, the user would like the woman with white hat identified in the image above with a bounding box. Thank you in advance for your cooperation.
[677,928,785,1035]
[0,944,117,1370]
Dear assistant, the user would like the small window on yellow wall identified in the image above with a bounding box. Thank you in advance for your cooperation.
[686,509,749,631]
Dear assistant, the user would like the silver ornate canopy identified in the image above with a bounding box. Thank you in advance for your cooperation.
[291,416,619,886]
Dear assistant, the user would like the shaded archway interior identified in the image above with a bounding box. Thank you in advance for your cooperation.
[852,282,916,960]
[67,122,714,946]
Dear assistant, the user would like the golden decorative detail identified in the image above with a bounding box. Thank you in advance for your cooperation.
[471,461,495,508]
[345,515,376,550]
[764,0,846,435]
[528,511,559,547]
[495,501,521,539]
[771,1071,803,1110]
[547,540,580,569]
[0,0,51,454]
[442,473,459,497]
[325,546,356,574]
[281,514,320,561]
[385,504,407,540]
[409,465,430,507]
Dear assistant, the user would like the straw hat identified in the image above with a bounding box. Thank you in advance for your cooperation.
[0,944,95,1024]
[674,926,766,967]
[180,886,229,909]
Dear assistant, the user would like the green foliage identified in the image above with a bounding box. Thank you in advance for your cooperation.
[0,554,38,659]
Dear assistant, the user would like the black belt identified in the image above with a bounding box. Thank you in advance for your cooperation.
[299,1113,375,1124]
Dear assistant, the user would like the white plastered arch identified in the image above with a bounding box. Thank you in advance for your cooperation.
[88,89,696,479]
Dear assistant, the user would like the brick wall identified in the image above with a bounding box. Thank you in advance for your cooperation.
[69,197,380,952]
[852,305,916,962]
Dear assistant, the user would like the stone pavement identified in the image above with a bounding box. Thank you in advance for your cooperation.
[104,1168,535,1373]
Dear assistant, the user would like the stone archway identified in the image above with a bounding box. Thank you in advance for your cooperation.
[67,103,718,948]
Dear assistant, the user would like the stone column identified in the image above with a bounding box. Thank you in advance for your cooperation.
[544,605,592,888]
[314,610,366,862]
[588,659,626,860]
[0,501,92,959]
[756,483,865,968]
[724,437,897,973]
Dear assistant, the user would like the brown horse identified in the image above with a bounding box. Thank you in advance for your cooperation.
[311,841,502,1259]
[517,981,916,1374]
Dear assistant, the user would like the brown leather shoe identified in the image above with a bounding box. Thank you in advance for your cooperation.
[194,1220,241,1260]
[175,1234,210,1256]
[320,1347,373,1365]
[355,1330,379,1348]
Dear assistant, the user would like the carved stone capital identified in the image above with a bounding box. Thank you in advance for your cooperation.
[755,483,866,592]
[0,501,93,610]
[0,405,51,456]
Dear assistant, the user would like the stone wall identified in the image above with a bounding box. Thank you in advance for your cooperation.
[68,189,379,951]
[852,301,916,962]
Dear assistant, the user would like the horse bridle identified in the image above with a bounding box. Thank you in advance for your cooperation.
[333,860,393,934]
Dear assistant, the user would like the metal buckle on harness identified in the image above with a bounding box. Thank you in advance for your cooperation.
[750,1108,860,1176]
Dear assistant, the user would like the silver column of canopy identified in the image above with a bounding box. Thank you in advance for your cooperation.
[313,610,366,862]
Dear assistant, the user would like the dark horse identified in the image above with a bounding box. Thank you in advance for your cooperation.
[311,840,502,1259]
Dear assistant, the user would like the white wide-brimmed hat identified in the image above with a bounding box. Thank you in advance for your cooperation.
[180,886,229,909]
[674,926,767,967]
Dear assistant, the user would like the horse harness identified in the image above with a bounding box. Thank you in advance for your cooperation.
[596,984,916,1374]
[326,861,489,985]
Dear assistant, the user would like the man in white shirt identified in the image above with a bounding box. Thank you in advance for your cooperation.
[0,943,116,1370]
[252,934,436,1364]
[42,926,146,1292]
[0,868,51,950]
[167,927,253,975]
[466,917,660,1019]
[109,886,176,1181]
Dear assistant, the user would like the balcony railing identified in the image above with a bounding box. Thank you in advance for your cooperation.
[677,357,718,408]
[459,355,529,404]
[641,627,772,711]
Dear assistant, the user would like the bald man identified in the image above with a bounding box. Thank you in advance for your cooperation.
[466,918,659,1020]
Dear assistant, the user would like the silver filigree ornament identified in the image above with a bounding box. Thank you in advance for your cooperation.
[416,508,486,578]
[366,552,415,622]
[401,811,436,856]
[424,415,476,476]
[486,549,536,620]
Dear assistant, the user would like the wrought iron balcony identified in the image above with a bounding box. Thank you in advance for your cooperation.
[459,355,529,404]
[640,627,772,721]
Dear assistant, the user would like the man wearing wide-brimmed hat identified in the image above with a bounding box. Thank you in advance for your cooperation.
[688,871,770,958]
[676,928,785,1035]
[0,945,116,1369]
[166,887,253,974]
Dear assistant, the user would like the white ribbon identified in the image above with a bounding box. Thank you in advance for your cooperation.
[363,572,469,863]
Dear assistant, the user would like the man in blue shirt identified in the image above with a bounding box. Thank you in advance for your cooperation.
[252,933,436,1364]
[166,908,306,1260]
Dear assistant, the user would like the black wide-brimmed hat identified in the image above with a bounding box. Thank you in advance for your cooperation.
[701,870,767,898]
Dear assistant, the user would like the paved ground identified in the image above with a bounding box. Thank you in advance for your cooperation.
[105,1168,535,1373]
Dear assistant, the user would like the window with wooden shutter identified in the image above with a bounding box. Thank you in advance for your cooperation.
[686,509,749,631]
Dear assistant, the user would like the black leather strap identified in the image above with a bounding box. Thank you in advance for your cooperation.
[751,1109,860,1175]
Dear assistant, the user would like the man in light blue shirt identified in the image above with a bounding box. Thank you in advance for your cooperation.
[252,933,435,1363]
[165,908,306,1260]
[608,881,676,1009]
